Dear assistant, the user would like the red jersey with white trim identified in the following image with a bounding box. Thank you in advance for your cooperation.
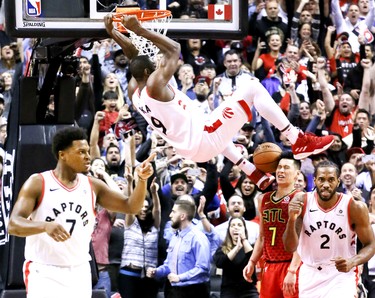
[298,191,356,266]
[24,171,96,266]
[261,190,300,262]
[132,85,205,159]
[259,53,279,76]
[326,108,354,138]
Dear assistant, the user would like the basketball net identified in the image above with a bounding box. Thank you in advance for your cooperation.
[114,9,172,63]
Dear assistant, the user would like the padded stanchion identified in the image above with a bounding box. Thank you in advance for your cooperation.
[55,77,75,124]
[19,78,38,125]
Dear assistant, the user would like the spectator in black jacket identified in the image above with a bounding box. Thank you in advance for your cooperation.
[248,0,288,49]
[213,217,259,298]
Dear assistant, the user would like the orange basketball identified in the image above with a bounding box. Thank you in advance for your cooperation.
[253,142,282,173]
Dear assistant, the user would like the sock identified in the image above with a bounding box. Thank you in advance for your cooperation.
[237,158,257,176]
[281,124,300,144]
[222,144,256,175]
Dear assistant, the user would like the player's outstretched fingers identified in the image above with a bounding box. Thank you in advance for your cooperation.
[137,153,156,180]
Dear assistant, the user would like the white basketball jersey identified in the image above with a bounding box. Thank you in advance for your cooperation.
[298,191,356,266]
[132,85,205,159]
[24,171,96,266]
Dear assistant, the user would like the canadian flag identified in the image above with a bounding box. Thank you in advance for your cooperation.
[353,23,374,44]
[208,4,232,21]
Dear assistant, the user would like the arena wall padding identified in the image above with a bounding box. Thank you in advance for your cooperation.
[5,237,25,289]
[0,289,107,298]
[0,289,26,298]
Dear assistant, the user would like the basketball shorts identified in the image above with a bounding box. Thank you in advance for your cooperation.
[260,262,299,298]
[23,260,92,298]
[191,99,249,162]
[299,263,357,298]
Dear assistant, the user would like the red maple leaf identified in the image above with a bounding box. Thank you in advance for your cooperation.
[215,8,223,15]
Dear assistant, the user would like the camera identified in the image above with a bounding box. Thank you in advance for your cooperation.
[61,56,80,77]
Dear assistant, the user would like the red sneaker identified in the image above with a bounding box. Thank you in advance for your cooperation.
[292,131,334,160]
[249,169,275,191]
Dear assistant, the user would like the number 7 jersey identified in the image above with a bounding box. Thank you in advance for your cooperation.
[261,189,300,262]
[24,170,96,266]
[297,191,356,266]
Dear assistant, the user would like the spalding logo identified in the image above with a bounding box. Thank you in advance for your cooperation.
[222,107,234,119]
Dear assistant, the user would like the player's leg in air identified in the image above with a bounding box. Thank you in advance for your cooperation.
[234,80,334,160]
[207,80,334,190]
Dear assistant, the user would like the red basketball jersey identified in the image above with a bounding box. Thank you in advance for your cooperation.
[261,190,300,262]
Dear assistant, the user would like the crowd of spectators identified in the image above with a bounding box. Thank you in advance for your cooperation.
[2,0,375,297]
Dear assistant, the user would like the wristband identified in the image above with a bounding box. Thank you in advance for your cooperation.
[287,268,296,274]
[200,216,207,220]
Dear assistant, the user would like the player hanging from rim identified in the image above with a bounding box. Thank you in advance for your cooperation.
[103,14,334,191]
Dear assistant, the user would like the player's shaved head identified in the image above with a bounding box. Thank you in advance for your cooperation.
[130,55,155,80]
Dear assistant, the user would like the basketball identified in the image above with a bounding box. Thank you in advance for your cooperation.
[253,142,282,173]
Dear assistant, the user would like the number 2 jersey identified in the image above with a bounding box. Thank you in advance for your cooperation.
[297,191,356,266]
[261,189,300,262]
[24,170,96,266]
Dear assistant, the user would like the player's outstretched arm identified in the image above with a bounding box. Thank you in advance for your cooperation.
[282,193,305,252]
[104,14,138,60]
[122,15,180,93]
[95,153,155,214]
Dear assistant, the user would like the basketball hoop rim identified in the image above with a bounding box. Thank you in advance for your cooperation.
[112,9,172,22]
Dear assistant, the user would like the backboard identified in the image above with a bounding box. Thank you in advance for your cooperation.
[5,0,248,39]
